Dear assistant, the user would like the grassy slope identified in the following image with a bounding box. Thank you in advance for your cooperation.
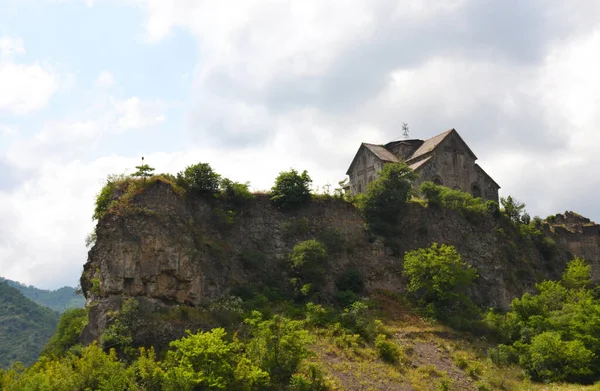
[311,292,599,391]
[0,277,84,313]
[0,282,59,368]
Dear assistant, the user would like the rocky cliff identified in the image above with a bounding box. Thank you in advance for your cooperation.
[80,180,600,342]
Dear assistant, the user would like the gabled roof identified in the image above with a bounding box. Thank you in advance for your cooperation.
[362,143,400,163]
[408,156,432,171]
[407,129,453,161]
[345,143,400,175]
[406,128,478,163]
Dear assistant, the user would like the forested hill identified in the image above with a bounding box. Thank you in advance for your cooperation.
[0,281,59,368]
[0,277,84,313]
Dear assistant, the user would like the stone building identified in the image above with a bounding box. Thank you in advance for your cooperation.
[345,128,500,202]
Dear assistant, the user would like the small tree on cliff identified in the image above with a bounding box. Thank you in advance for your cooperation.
[176,162,222,197]
[132,157,155,182]
[270,169,312,210]
[357,162,417,237]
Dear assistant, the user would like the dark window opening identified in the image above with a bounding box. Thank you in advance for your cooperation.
[472,183,482,198]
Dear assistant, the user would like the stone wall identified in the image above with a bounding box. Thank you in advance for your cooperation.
[414,132,499,202]
[347,147,384,195]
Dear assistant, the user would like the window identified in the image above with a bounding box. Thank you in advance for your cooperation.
[471,183,482,198]
[433,177,443,186]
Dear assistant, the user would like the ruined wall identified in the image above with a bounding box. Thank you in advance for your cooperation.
[547,212,600,280]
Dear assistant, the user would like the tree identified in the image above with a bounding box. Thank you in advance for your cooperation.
[403,243,478,324]
[522,331,594,382]
[561,257,591,290]
[270,169,312,210]
[220,178,254,206]
[132,157,155,180]
[358,162,417,236]
[289,240,328,292]
[176,162,221,196]
[500,196,526,224]
[41,308,88,358]
[245,312,313,385]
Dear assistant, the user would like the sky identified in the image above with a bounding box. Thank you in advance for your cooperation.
[1,0,599,289]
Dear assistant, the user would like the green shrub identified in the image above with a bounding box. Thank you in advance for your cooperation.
[375,334,400,364]
[164,327,268,390]
[357,162,417,237]
[245,312,313,385]
[41,308,88,358]
[176,162,221,196]
[485,200,500,218]
[289,363,330,391]
[561,257,591,289]
[270,169,312,210]
[334,290,359,308]
[93,175,125,220]
[522,331,594,382]
[220,178,254,206]
[488,344,519,366]
[487,257,600,383]
[419,181,488,223]
[289,240,328,294]
[335,269,364,294]
[100,298,141,358]
[403,243,479,326]
[304,303,331,327]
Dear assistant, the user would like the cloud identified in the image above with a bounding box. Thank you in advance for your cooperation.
[95,70,116,87]
[114,97,166,130]
[130,0,600,221]
[8,0,600,289]
[0,36,25,56]
[0,61,60,114]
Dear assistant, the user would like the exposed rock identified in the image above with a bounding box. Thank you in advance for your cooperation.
[81,180,600,339]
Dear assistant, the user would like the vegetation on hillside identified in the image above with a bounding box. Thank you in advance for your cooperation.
[356,162,417,239]
[0,277,84,313]
[486,257,600,383]
[0,282,59,368]
[67,162,600,389]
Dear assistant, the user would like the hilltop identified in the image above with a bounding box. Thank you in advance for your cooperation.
[4,162,600,390]
[0,277,84,313]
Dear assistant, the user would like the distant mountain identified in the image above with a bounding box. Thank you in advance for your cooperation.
[0,277,85,313]
[0,281,59,368]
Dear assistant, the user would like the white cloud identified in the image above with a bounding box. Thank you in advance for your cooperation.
[8,0,600,289]
[0,36,25,56]
[0,61,60,114]
[95,70,116,87]
[114,96,166,129]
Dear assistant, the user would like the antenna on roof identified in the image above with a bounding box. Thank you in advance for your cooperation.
[402,123,409,139]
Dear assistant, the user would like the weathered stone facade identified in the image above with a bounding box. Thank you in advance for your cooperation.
[346,129,500,202]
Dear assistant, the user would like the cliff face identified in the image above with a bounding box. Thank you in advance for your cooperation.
[81,180,600,341]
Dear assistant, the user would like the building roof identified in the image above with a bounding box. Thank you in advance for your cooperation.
[407,129,453,162]
[362,143,400,163]
[408,156,432,171]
